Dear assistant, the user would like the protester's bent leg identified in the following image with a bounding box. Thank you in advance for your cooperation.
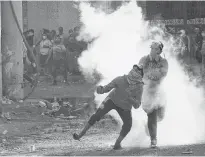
[73,99,115,140]
[114,108,132,149]
[147,109,157,146]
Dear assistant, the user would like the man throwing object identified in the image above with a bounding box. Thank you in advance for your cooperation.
[73,65,144,150]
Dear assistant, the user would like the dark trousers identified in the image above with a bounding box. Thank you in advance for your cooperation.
[88,99,132,137]
[52,59,67,81]
[147,107,165,140]
[196,49,202,63]
[39,54,49,75]
[39,54,48,67]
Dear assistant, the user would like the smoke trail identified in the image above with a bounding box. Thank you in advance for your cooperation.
[77,1,205,147]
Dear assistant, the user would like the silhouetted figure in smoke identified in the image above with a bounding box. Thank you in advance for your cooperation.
[138,41,168,148]
[73,65,144,150]
[178,30,189,61]
[201,34,205,76]
[194,28,203,63]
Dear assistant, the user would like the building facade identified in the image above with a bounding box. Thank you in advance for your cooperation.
[23,1,81,42]
[144,1,205,26]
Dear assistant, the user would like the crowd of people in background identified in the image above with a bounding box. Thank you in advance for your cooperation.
[22,25,205,86]
[23,26,88,85]
[172,26,205,76]
[176,27,204,63]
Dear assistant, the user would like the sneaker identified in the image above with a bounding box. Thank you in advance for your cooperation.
[113,144,122,150]
[150,139,157,148]
[73,133,80,141]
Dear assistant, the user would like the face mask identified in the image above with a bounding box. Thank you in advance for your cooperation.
[127,68,143,84]
[42,36,47,39]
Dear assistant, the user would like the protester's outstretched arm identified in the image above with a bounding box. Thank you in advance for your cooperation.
[96,77,119,94]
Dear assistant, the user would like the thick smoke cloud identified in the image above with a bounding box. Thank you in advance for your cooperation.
[77,1,205,147]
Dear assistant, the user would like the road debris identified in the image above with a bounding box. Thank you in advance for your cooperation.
[29,145,36,152]
[3,112,12,121]
[55,127,63,132]
[63,101,72,107]
[2,139,7,143]
[38,101,47,108]
[19,100,24,103]
[2,130,8,135]
[44,128,52,134]
[1,97,13,105]
[51,98,60,111]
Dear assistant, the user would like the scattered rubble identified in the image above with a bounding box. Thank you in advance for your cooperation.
[0,96,97,123]
[29,145,36,152]
[33,98,97,120]
[2,139,7,143]
[19,100,24,103]
[3,130,8,135]
[1,97,13,105]
[38,101,47,108]
[51,97,60,111]
[2,112,12,121]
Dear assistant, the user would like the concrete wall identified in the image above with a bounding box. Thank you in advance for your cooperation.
[0,2,2,99]
[27,1,80,42]
[1,1,23,99]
